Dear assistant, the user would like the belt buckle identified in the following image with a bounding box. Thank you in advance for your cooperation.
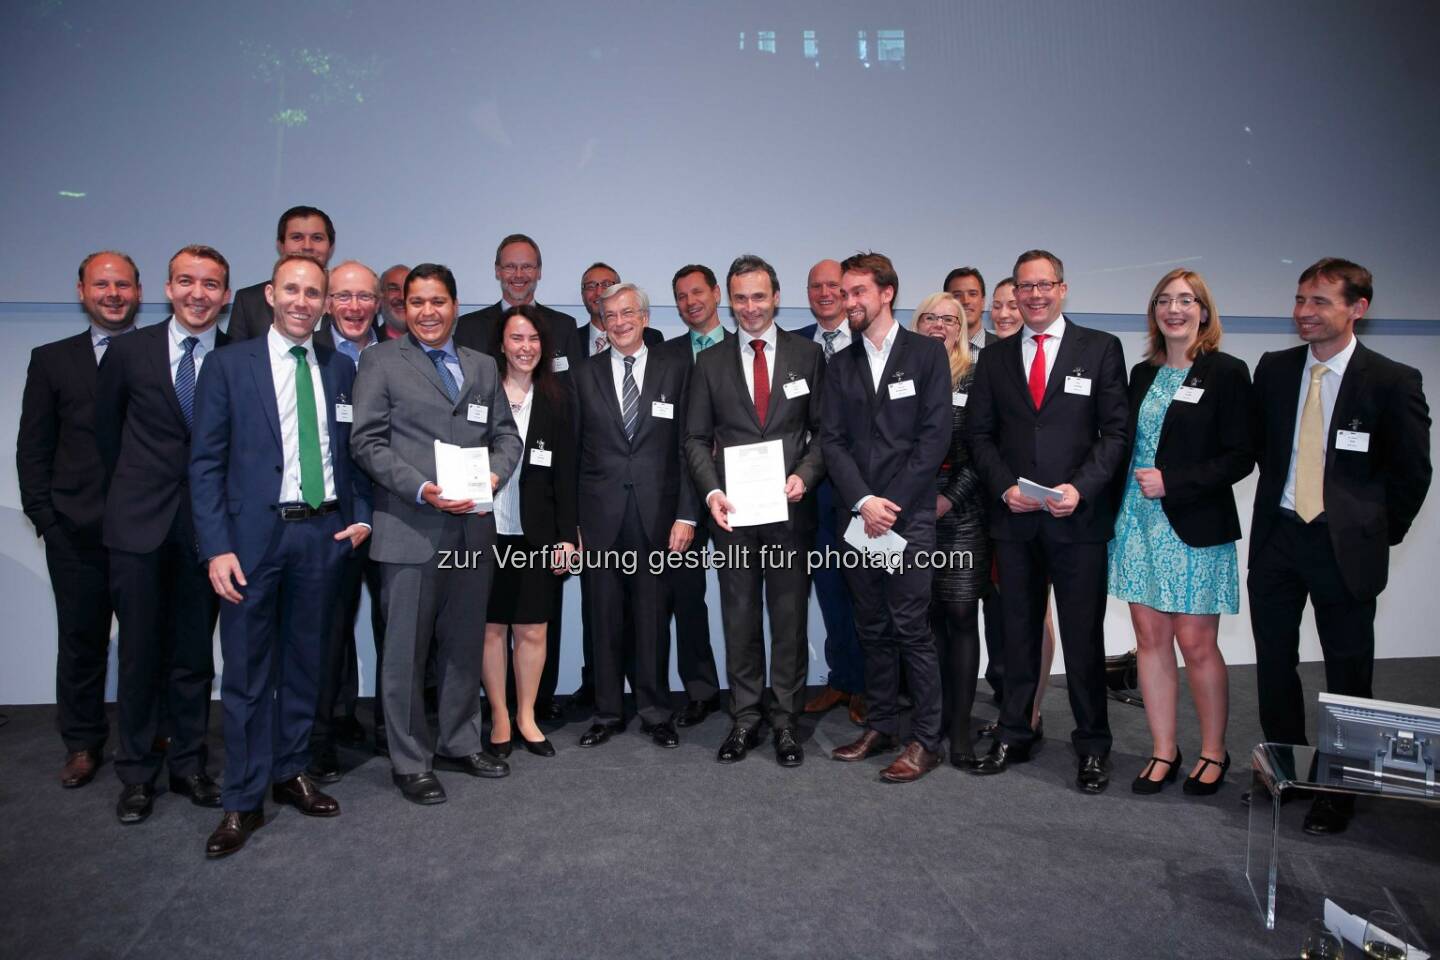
[278,504,307,521]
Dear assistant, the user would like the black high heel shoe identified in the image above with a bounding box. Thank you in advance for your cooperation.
[1182,752,1230,796]
[484,735,513,759]
[1131,749,1182,795]
[520,733,556,758]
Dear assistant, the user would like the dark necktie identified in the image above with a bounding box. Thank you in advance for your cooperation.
[175,336,199,427]
[427,349,460,403]
[752,340,769,427]
[821,330,839,364]
[621,355,639,441]
[1027,334,1050,408]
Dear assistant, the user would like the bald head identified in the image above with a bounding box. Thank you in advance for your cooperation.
[379,263,410,334]
[807,259,845,330]
[328,260,381,347]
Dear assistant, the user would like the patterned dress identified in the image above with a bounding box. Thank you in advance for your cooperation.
[1107,366,1239,614]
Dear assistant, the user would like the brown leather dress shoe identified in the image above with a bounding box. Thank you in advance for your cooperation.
[847,694,868,726]
[271,773,340,817]
[831,729,898,762]
[879,742,941,783]
[205,810,264,859]
[60,749,102,788]
[803,686,848,714]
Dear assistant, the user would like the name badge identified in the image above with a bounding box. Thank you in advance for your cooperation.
[467,403,488,423]
[551,356,570,373]
[1335,430,1370,453]
[529,447,553,467]
[651,401,675,419]
[952,391,968,407]
[782,379,809,399]
[1173,386,1204,404]
[888,379,916,400]
[1064,376,1092,396]
[334,403,353,423]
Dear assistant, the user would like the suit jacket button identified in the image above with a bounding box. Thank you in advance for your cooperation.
[274,465,282,473]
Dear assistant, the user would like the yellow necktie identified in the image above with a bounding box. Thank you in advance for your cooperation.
[1295,363,1329,522]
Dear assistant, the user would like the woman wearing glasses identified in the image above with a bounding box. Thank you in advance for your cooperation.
[1108,270,1253,795]
[913,293,991,767]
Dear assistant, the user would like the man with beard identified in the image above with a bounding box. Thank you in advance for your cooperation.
[378,264,410,340]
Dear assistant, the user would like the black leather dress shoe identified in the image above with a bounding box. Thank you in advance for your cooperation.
[116,783,155,824]
[169,771,222,807]
[717,725,762,763]
[642,719,680,748]
[967,739,1033,776]
[205,809,264,858]
[1302,795,1353,836]
[1076,754,1111,794]
[306,745,343,784]
[272,773,341,816]
[519,735,557,758]
[534,700,566,723]
[774,728,804,767]
[950,750,980,770]
[393,771,446,805]
[436,752,510,779]
[578,722,624,748]
[675,695,720,728]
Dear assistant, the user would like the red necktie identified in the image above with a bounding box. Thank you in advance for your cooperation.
[1028,334,1050,408]
[752,339,769,427]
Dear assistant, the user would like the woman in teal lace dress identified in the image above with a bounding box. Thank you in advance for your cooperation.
[1108,269,1254,796]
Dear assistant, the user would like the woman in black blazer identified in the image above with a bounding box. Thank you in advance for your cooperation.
[1107,269,1253,796]
[482,306,579,759]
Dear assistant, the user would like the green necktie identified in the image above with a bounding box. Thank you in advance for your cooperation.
[694,333,713,356]
[290,346,324,508]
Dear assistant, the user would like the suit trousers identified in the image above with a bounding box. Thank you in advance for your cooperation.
[380,518,493,775]
[110,522,218,786]
[666,535,720,702]
[586,493,673,726]
[1248,516,1376,746]
[981,584,1005,700]
[44,524,114,753]
[843,539,943,753]
[994,537,1112,755]
[219,512,347,810]
[712,522,810,729]
[312,545,385,747]
[812,480,864,694]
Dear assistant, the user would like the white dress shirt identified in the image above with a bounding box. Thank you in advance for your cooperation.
[609,343,649,404]
[1280,335,1358,511]
[267,327,338,504]
[167,317,218,384]
[91,323,133,364]
[861,319,900,391]
[1020,314,1067,386]
[812,321,851,356]
[586,322,609,356]
[739,322,778,402]
[493,386,533,536]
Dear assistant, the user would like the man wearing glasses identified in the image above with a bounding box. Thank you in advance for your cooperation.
[454,233,582,368]
[579,263,662,357]
[966,249,1129,793]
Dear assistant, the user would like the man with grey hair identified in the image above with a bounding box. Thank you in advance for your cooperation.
[572,282,698,749]
[378,264,409,340]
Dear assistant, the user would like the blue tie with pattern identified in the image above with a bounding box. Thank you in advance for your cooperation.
[427,349,460,403]
[175,336,198,427]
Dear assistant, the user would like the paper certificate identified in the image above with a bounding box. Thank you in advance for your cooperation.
[1017,476,1063,504]
[434,439,492,510]
[843,516,907,573]
[722,439,789,527]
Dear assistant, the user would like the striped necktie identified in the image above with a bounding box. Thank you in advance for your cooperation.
[175,336,199,427]
[427,349,460,403]
[620,355,639,441]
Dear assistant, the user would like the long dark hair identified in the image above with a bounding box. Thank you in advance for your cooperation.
[493,304,565,409]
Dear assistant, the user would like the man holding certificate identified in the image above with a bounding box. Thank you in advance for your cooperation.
[684,255,826,767]
[351,263,522,805]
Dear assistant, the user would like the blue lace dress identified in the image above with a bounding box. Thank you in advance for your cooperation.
[1107,366,1239,615]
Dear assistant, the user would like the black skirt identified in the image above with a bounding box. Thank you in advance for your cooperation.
[486,534,561,624]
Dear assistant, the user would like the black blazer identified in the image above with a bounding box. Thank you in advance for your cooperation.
[683,328,826,532]
[1250,341,1432,600]
[96,320,229,554]
[514,383,579,548]
[224,282,270,341]
[967,319,1129,543]
[454,301,583,368]
[1121,351,1253,548]
[17,331,107,536]
[573,346,698,551]
[819,326,952,541]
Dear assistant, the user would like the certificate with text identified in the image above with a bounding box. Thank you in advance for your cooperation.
[722,439,789,527]
[434,439,492,511]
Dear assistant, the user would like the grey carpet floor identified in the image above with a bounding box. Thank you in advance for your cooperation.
[2,660,1437,960]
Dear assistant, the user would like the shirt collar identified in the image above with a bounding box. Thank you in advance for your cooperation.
[1023,313,1067,344]
[611,342,648,365]
[168,316,217,351]
[740,322,777,352]
[1308,335,1358,377]
[268,325,315,360]
[90,323,131,345]
[861,319,899,358]
[689,323,723,348]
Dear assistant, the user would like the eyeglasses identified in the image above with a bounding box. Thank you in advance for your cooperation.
[605,307,643,322]
[1153,295,1199,309]
[1014,281,1060,295]
[499,263,539,276]
[917,312,963,328]
[330,292,378,305]
[582,280,616,293]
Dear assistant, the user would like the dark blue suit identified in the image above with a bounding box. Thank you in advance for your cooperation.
[190,333,372,811]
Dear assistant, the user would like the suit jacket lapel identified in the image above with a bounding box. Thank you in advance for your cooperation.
[250,340,284,448]
[872,328,909,411]
[400,335,461,408]
[724,336,762,431]
[1155,352,1206,452]
[762,333,786,428]
[1039,327,1080,409]
[70,333,99,394]
[594,350,627,440]
[152,324,189,427]
[1327,342,1369,483]
[456,347,483,410]
[633,348,668,445]
[1273,347,1308,471]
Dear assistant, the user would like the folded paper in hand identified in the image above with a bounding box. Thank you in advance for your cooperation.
[434,439,492,512]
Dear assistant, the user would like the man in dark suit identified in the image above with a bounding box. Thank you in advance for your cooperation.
[796,258,865,724]
[96,245,232,824]
[1249,257,1431,835]
[226,205,335,341]
[966,249,1129,793]
[453,233,582,370]
[18,251,139,788]
[190,253,373,857]
[351,263,522,805]
[820,252,952,783]
[306,260,390,780]
[685,255,824,766]
[573,282,698,749]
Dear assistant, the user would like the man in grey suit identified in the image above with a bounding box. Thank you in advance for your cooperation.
[351,263,523,805]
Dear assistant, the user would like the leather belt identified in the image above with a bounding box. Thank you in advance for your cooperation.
[274,501,340,521]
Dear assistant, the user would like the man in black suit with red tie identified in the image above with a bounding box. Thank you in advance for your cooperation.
[18,251,140,788]
[1248,257,1431,835]
[572,282,698,749]
[685,255,825,766]
[226,206,335,341]
[966,249,1129,793]
[96,245,232,823]
[453,233,583,375]
[820,252,953,783]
